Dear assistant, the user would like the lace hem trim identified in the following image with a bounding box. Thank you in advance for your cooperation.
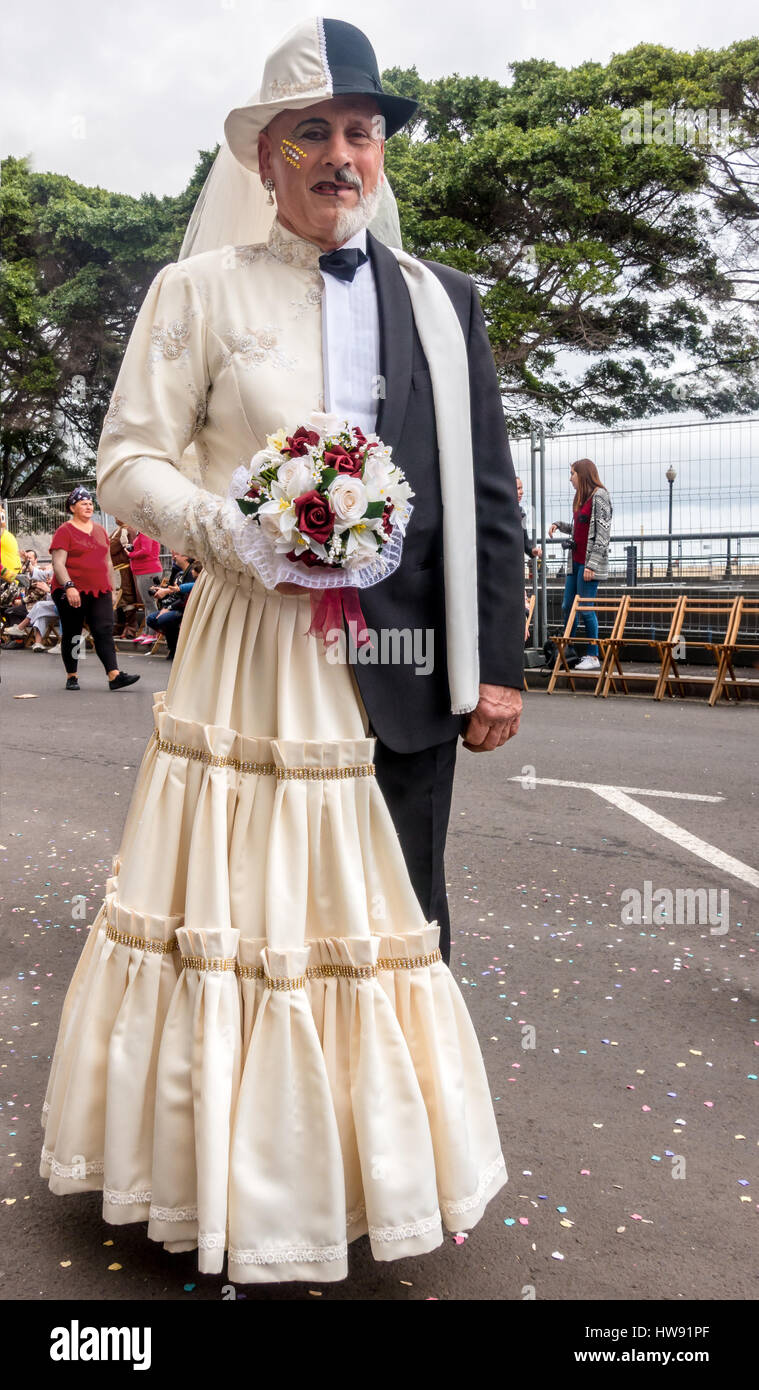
[439,1154,507,1218]
[228,1241,347,1266]
[198,1232,225,1250]
[103,1187,151,1206]
[41,1148,104,1178]
[149,1203,199,1223]
[368,1212,441,1243]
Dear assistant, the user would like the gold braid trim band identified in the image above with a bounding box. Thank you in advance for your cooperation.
[219,951,444,984]
[106,924,177,954]
[152,730,374,780]
[152,731,275,775]
[105,932,442,980]
[181,956,237,972]
[377,949,443,971]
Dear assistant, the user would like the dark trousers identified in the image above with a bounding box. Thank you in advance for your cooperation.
[372,734,459,966]
[53,589,118,675]
[147,608,182,655]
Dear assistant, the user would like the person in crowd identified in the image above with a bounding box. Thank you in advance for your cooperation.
[0,574,27,633]
[515,477,542,562]
[0,506,22,581]
[49,485,141,692]
[19,549,51,587]
[126,527,162,643]
[515,476,541,642]
[109,519,140,639]
[145,556,200,658]
[548,458,613,672]
[3,592,60,644]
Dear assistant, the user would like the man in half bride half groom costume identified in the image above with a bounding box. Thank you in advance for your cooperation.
[41,16,529,1283]
[168,16,526,966]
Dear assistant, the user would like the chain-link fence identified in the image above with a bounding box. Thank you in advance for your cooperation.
[512,416,759,581]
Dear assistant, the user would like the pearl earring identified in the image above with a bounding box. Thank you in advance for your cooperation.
[264,178,275,204]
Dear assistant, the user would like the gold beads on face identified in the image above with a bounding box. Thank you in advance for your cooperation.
[280,138,307,168]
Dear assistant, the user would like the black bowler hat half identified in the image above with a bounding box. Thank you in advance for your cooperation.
[224,17,419,173]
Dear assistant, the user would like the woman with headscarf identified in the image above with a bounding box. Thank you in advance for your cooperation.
[49,485,141,692]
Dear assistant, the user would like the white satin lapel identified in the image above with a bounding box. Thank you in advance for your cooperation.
[389,249,480,715]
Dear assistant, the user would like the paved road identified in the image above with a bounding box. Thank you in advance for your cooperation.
[1,647,757,1301]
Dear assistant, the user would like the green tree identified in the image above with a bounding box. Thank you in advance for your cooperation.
[0,149,216,499]
[383,40,759,429]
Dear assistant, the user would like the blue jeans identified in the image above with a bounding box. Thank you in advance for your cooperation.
[562,562,599,656]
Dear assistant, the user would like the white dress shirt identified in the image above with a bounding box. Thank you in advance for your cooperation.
[319,227,381,437]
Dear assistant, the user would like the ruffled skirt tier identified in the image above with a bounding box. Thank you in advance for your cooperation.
[40,559,507,1282]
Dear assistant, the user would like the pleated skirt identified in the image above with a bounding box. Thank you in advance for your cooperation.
[40,559,507,1283]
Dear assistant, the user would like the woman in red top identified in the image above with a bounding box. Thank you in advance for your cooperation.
[50,486,141,692]
[127,530,163,644]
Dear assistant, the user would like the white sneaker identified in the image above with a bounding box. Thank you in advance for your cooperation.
[32,642,46,651]
[575,654,600,671]
[46,643,61,653]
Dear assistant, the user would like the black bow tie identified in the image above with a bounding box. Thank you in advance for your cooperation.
[318,246,368,283]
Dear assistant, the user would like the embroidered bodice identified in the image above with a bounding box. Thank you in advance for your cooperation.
[96,221,333,574]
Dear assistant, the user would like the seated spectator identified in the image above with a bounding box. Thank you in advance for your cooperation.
[145,558,201,658]
[20,549,51,588]
[4,596,61,650]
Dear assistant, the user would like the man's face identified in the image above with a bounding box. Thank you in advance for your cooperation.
[516,478,523,503]
[258,96,385,250]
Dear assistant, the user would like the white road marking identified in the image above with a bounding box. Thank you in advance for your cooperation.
[591,786,759,890]
[507,776,724,803]
[507,776,758,889]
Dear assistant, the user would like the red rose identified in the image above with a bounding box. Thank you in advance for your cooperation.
[294,490,335,544]
[382,502,395,537]
[245,485,261,499]
[286,427,320,457]
[324,446,363,476]
[352,427,367,447]
[285,548,329,568]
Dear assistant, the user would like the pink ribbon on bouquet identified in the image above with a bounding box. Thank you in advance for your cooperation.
[307,586,373,650]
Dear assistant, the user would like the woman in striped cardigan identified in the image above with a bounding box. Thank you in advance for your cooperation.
[548,459,613,671]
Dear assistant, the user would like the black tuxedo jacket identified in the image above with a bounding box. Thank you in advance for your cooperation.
[351,232,526,754]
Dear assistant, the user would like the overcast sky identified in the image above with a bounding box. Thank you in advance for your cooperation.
[3,0,757,196]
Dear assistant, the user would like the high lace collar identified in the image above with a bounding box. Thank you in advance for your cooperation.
[266,219,323,270]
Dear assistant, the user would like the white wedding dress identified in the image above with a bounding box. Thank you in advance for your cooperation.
[39,219,508,1283]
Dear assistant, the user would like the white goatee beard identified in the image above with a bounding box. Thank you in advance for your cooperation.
[332,179,383,244]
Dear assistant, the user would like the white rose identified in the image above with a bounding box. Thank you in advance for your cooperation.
[277,457,314,498]
[308,410,345,438]
[327,475,368,524]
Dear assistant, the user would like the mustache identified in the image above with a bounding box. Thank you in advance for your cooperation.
[312,166,363,192]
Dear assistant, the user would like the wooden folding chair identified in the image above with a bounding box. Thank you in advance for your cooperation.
[656,596,740,702]
[546,594,623,694]
[712,597,759,704]
[597,596,685,698]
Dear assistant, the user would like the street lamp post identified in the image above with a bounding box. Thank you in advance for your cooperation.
[666,465,677,579]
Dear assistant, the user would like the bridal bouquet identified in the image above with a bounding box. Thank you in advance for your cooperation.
[227,412,414,647]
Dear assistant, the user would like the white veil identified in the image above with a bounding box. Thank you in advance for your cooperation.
[178,135,403,260]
